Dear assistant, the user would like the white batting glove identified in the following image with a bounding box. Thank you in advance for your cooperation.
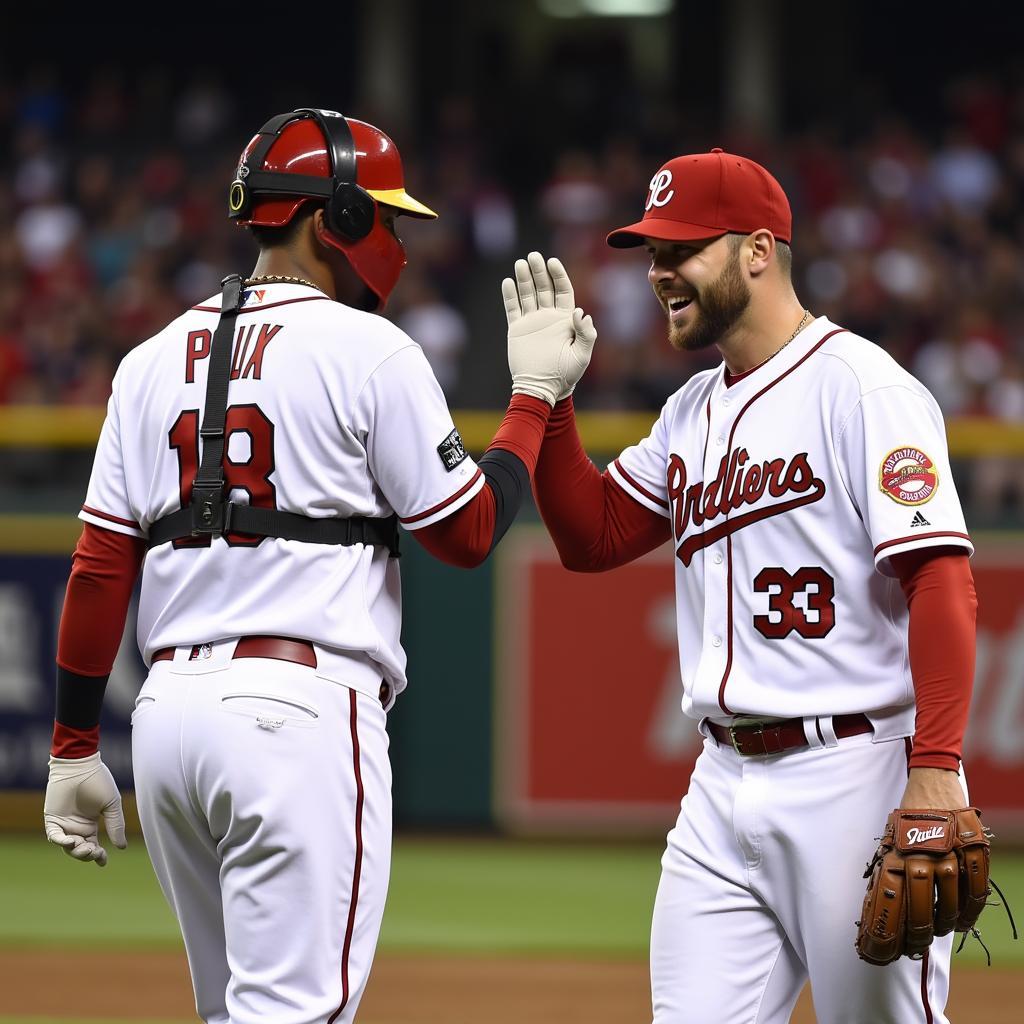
[44,752,126,867]
[502,251,598,406]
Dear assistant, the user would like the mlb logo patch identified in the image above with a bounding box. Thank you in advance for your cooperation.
[437,428,467,472]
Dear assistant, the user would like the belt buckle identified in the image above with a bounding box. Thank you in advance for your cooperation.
[728,716,766,755]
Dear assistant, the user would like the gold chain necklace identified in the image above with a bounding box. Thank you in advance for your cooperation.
[245,274,323,292]
[742,309,812,375]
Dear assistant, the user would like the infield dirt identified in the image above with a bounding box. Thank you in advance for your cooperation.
[4,949,1020,1022]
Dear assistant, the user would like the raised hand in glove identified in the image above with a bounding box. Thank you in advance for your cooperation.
[44,752,126,867]
[855,807,990,965]
[502,251,597,407]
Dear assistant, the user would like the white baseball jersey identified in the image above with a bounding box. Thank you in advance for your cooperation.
[80,281,484,702]
[609,316,972,732]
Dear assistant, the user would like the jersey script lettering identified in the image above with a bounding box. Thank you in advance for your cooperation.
[667,448,826,566]
[185,324,283,383]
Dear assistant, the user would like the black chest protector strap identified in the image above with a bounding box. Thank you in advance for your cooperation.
[148,274,400,556]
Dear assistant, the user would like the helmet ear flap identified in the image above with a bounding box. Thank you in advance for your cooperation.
[326,181,376,242]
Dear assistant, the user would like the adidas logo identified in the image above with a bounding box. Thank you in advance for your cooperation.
[910,511,930,528]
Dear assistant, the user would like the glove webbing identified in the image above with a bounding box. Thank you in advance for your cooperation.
[954,870,1019,966]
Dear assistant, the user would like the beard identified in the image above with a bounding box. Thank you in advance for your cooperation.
[667,250,751,352]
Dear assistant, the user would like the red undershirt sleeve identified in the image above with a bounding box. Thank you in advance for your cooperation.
[533,397,670,571]
[413,395,549,568]
[413,488,497,568]
[51,523,146,757]
[485,393,549,474]
[890,547,977,772]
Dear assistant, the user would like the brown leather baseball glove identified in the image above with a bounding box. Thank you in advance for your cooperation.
[855,807,991,965]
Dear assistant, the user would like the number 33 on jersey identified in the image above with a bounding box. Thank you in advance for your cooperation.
[608,318,972,729]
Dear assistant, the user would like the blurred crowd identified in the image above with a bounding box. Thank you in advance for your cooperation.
[2,65,1023,517]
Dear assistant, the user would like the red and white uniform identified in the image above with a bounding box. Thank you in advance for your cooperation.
[534,315,976,1024]
[609,316,971,734]
[82,282,484,704]
[73,281,512,1024]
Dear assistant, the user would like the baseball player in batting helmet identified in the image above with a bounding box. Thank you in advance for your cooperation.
[503,147,995,1022]
[43,107,597,1023]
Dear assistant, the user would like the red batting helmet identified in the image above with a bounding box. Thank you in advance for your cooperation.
[228,108,437,309]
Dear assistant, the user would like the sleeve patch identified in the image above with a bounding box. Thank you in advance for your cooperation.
[879,446,938,505]
[437,428,468,473]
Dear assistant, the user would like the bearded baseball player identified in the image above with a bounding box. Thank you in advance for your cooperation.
[507,149,994,1022]
[42,108,592,1024]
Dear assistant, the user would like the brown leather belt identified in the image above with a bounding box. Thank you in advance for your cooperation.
[707,713,873,756]
[153,635,317,667]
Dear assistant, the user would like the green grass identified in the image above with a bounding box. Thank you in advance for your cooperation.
[0,835,661,955]
[380,837,661,954]
[2,836,181,945]
[2,835,1021,964]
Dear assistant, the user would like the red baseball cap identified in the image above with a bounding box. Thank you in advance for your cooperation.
[606,148,792,248]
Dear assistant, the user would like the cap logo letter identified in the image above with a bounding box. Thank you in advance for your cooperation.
[646,170,675,211]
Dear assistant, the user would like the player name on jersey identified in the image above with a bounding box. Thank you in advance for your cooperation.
[185,324,283,383]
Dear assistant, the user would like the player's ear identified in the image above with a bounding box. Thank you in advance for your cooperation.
[747,229,774,278]
[313,208,333,251]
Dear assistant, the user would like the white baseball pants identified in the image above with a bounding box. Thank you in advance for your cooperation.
[131,647,391,1024]
[651,729,962,1024]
